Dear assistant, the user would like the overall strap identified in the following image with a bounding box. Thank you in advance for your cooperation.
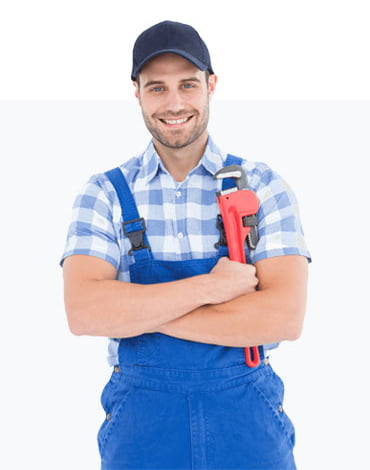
[105,167,152,262]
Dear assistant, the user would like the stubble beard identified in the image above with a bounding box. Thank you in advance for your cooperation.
[142,104,210,150]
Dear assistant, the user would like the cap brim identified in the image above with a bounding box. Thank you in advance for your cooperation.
[132,49,210,80]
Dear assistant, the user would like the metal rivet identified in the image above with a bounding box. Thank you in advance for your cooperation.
[114,365,120,373]
[106,413,112,421]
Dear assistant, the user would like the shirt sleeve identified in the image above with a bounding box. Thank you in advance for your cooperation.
[60,174,121,269]
[248,162,311,264]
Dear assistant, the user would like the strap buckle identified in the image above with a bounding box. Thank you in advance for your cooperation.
[214,214,227,249]
[122,217,150,255]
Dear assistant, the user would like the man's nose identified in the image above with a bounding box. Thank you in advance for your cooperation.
[164,89,185,113]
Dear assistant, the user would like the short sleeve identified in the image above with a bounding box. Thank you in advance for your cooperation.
[60,174,121,269]
[248,163,311,264]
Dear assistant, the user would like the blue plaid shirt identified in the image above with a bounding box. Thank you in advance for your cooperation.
[61,137,311,364]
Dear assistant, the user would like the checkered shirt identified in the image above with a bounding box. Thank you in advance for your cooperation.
[61,137,311,364]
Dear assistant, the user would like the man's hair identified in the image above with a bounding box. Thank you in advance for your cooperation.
[135,69,211,88]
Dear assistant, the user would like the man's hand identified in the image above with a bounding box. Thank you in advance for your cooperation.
[207,257,258,304]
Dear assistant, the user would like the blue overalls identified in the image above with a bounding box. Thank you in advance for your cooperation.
[98,156,296,470]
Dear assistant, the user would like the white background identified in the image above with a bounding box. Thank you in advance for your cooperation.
[1,1,369,469]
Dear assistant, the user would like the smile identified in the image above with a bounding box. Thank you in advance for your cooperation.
[159,116,193,125]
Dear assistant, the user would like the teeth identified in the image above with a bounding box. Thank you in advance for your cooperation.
[163,117,189,125]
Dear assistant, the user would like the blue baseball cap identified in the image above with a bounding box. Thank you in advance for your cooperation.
[131,20,214,80]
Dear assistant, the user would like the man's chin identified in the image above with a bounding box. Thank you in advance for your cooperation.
[154,129,206,150]
[159,139,192,149]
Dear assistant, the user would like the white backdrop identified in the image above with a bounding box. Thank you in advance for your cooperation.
[1,1,369,469]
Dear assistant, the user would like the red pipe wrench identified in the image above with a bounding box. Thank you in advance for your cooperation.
[214,165,260,368]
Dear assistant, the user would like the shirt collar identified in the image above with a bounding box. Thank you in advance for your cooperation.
[140,141,163,185]
[141,136,226,185]
[198,135,225,177]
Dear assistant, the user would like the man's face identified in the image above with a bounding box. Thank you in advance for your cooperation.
[134,53,217,150]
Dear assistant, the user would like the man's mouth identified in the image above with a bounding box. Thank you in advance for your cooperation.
[159,116,193,126]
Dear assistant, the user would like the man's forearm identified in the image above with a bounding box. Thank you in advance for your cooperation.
[157,292,298,347]
[64,255,257,338]
[155,256,308,347]
[66,274,212,338]
[155,290,298,347]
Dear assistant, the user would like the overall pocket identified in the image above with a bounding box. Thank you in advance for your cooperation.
[97,368,132,457]
[251,365,296,450]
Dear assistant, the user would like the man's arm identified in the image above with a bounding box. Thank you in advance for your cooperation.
[154,255,308,347]
[63,255,258,338]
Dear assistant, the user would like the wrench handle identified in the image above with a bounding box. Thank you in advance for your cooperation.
[216,189,261,368]
[244,345,260,368]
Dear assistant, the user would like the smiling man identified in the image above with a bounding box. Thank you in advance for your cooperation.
[61,20,311,470]
[135,52,216,181]
[137,57,213,144]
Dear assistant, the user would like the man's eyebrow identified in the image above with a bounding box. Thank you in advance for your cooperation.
[180,77,201,83]
[143,80,165,89]
[143,77,201,88]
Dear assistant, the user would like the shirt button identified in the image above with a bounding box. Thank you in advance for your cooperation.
[176,191,182,198]
[114,365,120,373]
[278,405,284,413]
[177,232,184,239]
[106,413,112,421]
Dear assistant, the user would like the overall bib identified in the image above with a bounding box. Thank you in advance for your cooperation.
[98,156,296,470]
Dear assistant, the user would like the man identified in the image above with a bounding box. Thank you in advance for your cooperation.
[62,20,310,470]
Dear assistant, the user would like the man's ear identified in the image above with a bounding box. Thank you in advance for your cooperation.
[133,81,140,101]
[208,74,218,98]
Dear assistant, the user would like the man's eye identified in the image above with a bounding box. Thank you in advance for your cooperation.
[151,87,164,92]
[183,83,194,89]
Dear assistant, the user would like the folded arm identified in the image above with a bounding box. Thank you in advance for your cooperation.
[154,255,308,347]
[62,255,258,338]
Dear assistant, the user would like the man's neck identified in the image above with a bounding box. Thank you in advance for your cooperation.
[153,134,209,182]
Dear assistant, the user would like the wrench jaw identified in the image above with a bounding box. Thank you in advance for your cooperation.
[215,186,238,197]
[214,164,249,190]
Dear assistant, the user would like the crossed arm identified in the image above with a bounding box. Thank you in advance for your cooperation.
[153,255,308,346]
[63,253,308,347]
